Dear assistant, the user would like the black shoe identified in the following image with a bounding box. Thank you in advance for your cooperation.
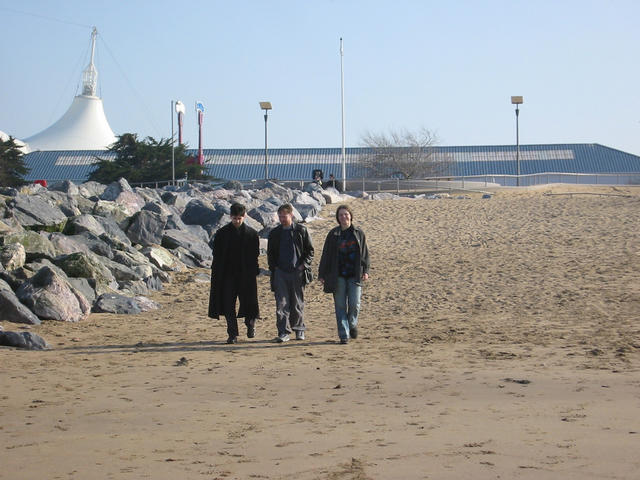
[247,327,255,338]
[340,338,349,344]
[226,336,237,344]
[349,326,358,339]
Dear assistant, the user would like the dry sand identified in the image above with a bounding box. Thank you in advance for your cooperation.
[2,185,640,479]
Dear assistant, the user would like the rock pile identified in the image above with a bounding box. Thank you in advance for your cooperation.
[0,178,338,345]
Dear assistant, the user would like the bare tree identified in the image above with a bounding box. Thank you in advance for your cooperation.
[359,127,451,179]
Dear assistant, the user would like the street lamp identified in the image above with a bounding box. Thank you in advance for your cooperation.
[171,100,185,186]
[260,101,272,181]
[511,96,523,186]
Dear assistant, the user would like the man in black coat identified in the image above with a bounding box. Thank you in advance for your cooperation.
[208,203,260,344]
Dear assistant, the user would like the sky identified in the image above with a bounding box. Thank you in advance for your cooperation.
[1,0,639,155]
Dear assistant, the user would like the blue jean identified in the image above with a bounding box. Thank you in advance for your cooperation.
[333,276,362,340]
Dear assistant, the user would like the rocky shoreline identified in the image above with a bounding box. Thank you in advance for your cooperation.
[0,177,346,348]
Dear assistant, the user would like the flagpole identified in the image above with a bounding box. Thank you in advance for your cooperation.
[340,37,346,193]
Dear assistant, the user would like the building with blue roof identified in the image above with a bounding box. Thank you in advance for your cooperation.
[22,143,640,188]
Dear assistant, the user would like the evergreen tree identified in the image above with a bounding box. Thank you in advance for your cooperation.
[89,133,213,184]
[0,137,30,187]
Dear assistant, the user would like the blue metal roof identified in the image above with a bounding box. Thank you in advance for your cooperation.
[22,144,640,184]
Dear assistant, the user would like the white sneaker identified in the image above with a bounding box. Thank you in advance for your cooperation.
[295,331,305,340]
[277,334,290,343]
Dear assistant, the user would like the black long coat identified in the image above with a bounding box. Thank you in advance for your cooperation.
[208,222,260,319]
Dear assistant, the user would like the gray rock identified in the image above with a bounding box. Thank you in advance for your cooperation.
[7,194,68,231]
[0,243,26,271]
[140,246,186,272]
[101,177,134,201]
[181,198,227,226]
[74,195,97,216]
[94,216,132,248]
[46,232,91,257]
[92,293,141,314]
[65,213,107,237]
[39,190,81,217]
[160,191,191,210]
[294,203,321,221]
[133,296,160,312]
[126,210,167,246]
[134,187,163,204]
[0,278,12,291]
[162,229,212,264]
[0,289,41,325]
[79,181,106,199]
[54,252,118,293]
[118,279,150,296]
[101,256,140,282]
[68,232,114,259]
[2,231,57,262]
[247,203,279,230]
[0,267,35,291]
[16,266,91,322]
[67,277,97,304]
[92,200,131,227]
[142,200,174,217]
[51,180,80,196]
[0,331,49,350]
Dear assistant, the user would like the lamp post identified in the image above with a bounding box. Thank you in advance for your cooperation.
[511,96,523,186]
[260,101,272,181]
[171,100,185,186]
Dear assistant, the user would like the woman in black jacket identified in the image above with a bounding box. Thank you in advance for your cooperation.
[318,204,370,344]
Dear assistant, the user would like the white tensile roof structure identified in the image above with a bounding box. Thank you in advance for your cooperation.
[24,27,117,152]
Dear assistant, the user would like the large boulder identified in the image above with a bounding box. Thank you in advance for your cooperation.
[100,179,145,216]
[16,266,91,322]
[126,210,167,246]
[92,293,141,314]
[6,194,68,232]
[161,229,212,265]
[292,191,323,220]
[68,232,114,259]
[252,181,294,203]
[94,216,132,249]
[78,181,106,199]
[141,245,186,272]
[2,231,57,261]
[46,232,91,257]
[0,243,26,271]
[100,177,133,201]
[160,191,191,210]
[92,200,131,227]
[51,179,80,196]
[0,289,41,325]
[54,252,118,293]
[181,198,227,226]
[65,213,107,237]
[0,331,49,350]
[247,203,279,230]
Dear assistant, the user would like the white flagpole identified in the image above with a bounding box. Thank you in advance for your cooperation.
[340,37,346,192]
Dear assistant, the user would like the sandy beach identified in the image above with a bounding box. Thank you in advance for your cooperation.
[2,185,640,479]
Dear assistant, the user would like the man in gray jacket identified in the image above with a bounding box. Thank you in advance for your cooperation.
[267,203,314,342]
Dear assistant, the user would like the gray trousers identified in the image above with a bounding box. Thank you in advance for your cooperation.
[273,267,305,336]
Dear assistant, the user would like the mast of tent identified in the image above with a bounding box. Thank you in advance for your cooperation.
[82,27,98,97]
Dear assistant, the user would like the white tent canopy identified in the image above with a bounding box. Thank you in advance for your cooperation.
[24,95,116,151]
[23,27,117,152]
